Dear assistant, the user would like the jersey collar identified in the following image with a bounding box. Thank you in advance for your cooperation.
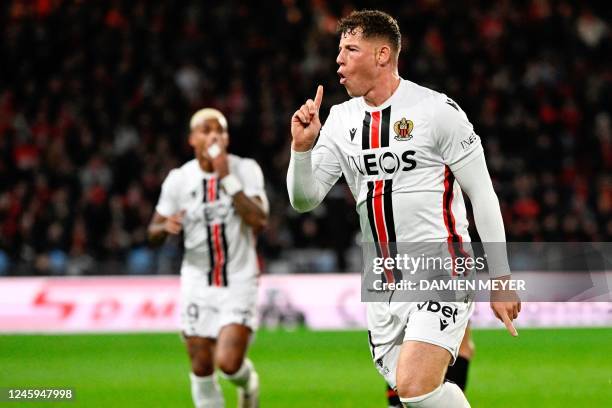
[358,78,406,112]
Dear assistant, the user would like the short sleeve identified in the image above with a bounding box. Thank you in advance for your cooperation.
[236,159,270,214]
[155,169,181,217]
[433,95,483,172]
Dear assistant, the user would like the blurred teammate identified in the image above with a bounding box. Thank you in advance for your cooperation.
[149,108,268,408]
[287,10,520,407]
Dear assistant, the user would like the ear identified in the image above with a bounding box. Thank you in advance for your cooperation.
[377,45,392,66]
[188,132,195,147]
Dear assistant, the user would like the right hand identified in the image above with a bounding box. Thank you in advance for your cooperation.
[291,85,324,152]
[164,210,185,235]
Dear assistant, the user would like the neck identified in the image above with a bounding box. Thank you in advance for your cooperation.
[198,156,213,173]
[363,71,401,107]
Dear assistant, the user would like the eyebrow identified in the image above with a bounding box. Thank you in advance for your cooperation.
[339,44,360,50]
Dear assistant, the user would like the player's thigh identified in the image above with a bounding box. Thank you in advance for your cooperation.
[215,323,252,374]
[184,335,216,375]
[396,340,451,398]
[458,323,475,359]
[185,335,216,361]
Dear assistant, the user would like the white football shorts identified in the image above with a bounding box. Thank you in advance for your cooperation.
[180,278,258,338]
[367,299,474,389]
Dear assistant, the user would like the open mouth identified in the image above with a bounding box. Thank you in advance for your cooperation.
[338,72,347,84]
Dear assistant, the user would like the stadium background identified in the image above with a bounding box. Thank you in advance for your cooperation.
[0,0,610,407]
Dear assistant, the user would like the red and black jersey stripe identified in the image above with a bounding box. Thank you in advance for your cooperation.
[362,107,399,283]
[442,165,470,275]
[361,107,391,150]
[380,106,391,147]
[203,178,214,285]
[361,111,371,150]
[366,180,399,283]
[203,178,228,287]
[220,224,229,286]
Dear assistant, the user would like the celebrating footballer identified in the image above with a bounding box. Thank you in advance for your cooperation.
[287,10,520,408]
[149,108,268,408]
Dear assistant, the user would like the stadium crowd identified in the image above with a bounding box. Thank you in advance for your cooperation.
[0,0,610,275]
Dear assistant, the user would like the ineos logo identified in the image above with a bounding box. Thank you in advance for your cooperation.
[204,201,232,223]
[379,152,400,174]
[347,150,417,176]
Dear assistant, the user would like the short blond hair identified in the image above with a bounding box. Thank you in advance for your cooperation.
[189,108,228,131]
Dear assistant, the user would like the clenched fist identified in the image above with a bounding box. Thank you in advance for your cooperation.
[164,210,186,235]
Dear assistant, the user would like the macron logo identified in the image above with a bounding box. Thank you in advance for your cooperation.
[349,128,357,141]
[416,301,459,332]
[439,319,450,331]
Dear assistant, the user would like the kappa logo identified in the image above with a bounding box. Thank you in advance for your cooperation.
[416,301,459,331]
[393,118,414,141]
[349,128,357,141]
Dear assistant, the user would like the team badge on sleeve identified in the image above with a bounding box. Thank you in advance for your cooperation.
[393,118,414,141]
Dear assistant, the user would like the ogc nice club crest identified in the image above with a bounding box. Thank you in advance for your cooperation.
[393,118,414,141]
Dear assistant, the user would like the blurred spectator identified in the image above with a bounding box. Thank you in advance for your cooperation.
[0,0,610,275]
[0,249,9,275]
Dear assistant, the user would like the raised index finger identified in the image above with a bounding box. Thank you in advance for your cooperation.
[501,312,518,337]
[314,85,324,110]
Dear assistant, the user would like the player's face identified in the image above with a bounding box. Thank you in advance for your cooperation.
[189,118,228,160]
[336,29,378,97]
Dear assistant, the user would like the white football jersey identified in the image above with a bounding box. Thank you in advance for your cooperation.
[155,155,268,286]
[312,79,483,245]
[301,79,485,361]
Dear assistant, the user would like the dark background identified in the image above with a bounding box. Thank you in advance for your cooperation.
[0,0,610,275]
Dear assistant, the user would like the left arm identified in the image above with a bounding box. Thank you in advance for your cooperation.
[434,95,521,336]
[454,155,521,336]
[453,154,508,273]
